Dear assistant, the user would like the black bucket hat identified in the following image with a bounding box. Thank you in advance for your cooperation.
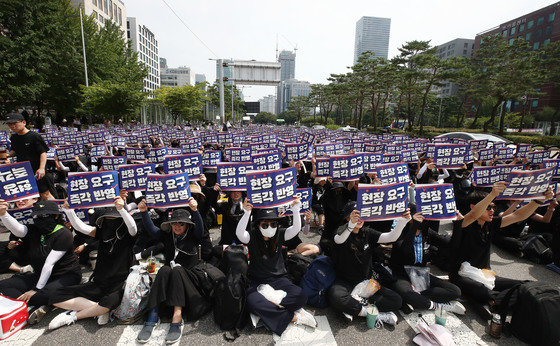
[254,208,283,222]
[342,201,357,220]
[160,209,194,231]
[31,200,61,216]
[95,208,123,227]
[331,181,345,190]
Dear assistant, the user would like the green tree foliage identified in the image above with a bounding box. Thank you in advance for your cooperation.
[540,41,560,135]
[206,82,243,121]
[253,112,276,124]
[79,80,146,122]
[286,95,311,122]
[277,111,296,124]
[153,85,207,125]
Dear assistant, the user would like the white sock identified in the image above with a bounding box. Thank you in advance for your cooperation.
[358,306,368,317]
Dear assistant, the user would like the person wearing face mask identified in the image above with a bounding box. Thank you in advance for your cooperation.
[236,197,317,336]
[216,190,246,245]
[47,197,137,330]
[136,197,221,344]
[0,199,81,325]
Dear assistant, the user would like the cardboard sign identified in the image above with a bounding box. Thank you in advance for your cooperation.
[434,144,468,169]
[202,150,222,168]
[0,162,40,202]
[415,183,457,220]
[375,163,410,185]
[68,171,119,208]
[100,156,126,171]
[357,182,409,221]
[118,163,155,191]
[497,167,554,200]
[145,172,191,208]
[329,154,364,181]
[246,167,297,208]
[217,162,254,191]
[252,151,282,171]
[163,153,202,180]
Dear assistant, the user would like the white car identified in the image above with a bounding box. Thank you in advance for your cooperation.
[312,125,326,130]
[341,125,358,133]
[435,132,514,147]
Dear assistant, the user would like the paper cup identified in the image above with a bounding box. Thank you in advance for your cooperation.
[435,309,447,326]
[366,306,378,329]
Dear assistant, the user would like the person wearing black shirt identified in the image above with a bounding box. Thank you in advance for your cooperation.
[48,197,137,330]
[136,198,219,344]
[449,182,553,319]
[236,198,317,336]
[389,212,464,314]
[328,202,406,326]
[215,190,245,245]
[0,199,81,325]
[5,113,54,199]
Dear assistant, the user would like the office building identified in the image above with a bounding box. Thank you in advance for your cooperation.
[160,66,192,87]
[259,95,277,114]
[160,57,168,69]
[278,79,311,114]
[474,2,560,113]
[276,50,296,114]
[195,74,207,87]
[127,17,160,93]
[70,0,126,34]
[354,16,391,63]
[436,38,474,96]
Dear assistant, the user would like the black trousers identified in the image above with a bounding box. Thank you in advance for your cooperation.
[247,276,307,336]
[146,265,210,321]
[328,279,402,316]
[390,274,461,310]
[450,273,522,304]
[0,272,81,307]
[493,234,523,254]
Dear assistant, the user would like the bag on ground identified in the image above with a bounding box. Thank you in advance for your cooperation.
[0,295,28,340]
[300,255,336,308]
[113,265,151,323]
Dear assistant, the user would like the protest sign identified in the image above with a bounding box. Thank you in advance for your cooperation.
[285,143,310,161]
[497,167,554,200]
[314,158,331,177]
[163,153,202,180]
[469,166,503,187]
[402,149,419,164]
[375,163,410,185]
[125,147,147,161]
[543,159,560,178]
[352,140,365,153]
[100,156,126,171]
[167,148,183,156]
[315,143,344,157]
[225,147,252,162]
[300,132,316,144]
[469,139,488,151]
[218,133,234,145]
[498,164,526,181]
[202,150,222,168]
[46,148,56,161]
[329,154,364,181]
[527,150,548,164]
[434,144,467,169]
[7,207,34,225]
[478,148,495,161]
[0,162,40,202]
[147,147,168,164]
[112,137,127,147]
[365,143,385,153]
[277,188,312,216]
[246,167,296,208]
[56,146,75,162]
[90,145,107,158]
[385,144,400,155]
[252,151,281,171]
[357,182,408,221]
[181,138,202,154]
[217,162,254,191]
[516,144,532,158]
[496,147,515,161]
[415,184,457,220]
[72,144,85,156]
[145,172,191,208]
[68,171,119,208]
[383,153,402,164]
[363,153,383,173]
[119,163,155,191]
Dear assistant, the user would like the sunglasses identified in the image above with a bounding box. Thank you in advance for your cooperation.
[260,221,278,229]
[487,205,496,211]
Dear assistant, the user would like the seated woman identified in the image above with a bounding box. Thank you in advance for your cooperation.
[236,197,317,336]
[0,199,81,325]
[328,202,407,326]
[284,210,320,256]
[136,197,220,344]
[48,197,137,330]
[389,210,465,314]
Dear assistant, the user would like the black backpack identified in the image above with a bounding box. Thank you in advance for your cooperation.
[496,282,560,345]
[285,253,314,285]
[213,245,249,340]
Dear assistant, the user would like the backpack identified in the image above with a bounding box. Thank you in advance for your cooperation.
[300,255,336,308]
[520,234,553,264]
[213,245,249,339]
[113,265,151,324]
[495,282,560,345]
[285,253,314,285]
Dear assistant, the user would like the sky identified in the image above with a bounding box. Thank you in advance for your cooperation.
[126,0,559,101]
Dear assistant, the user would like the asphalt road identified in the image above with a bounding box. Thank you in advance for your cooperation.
[1,224,559,346]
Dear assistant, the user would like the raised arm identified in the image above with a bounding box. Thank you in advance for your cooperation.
[62,204,95,236]
[462,181,507,228]
[501,187,554,228]
[235,198,252,244]
[138,199,161,239]
[378,210,412,243]
[531,198,558,223]
[284,198,302,241]
[0,200,28,237]
[334,209,360,244]
[187,197,204,239]
[115,197,137,236]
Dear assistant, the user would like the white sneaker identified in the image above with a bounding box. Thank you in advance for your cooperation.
[97,312,110,325]
[342,312,354,322]
[49,311,77,330]
[20,265,34,274]
[435,301,466,315]
[250,313,260,328]
[377,311,398,326]
[294,308,317,328]
[257,284,287,306]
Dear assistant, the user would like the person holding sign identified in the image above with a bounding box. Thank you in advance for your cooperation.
[0,199,81,325]
[48,197,137,330]
[135,198,221,344]
[328,202,409,326]
[236,197,318,335]
[449,182,554,320]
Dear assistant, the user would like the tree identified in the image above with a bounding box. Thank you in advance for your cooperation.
[253,112,276,124]
[309,84,334,125]
[206,82,243,121]
[154,84,207,125]
[79,80,146,122]
[540,41,560,135]
[287,95,310,122]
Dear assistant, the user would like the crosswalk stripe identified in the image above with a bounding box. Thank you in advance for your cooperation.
[400,310,487,346]
[117,323,171,345]
[2,325,45,346]
[273,316,337,345]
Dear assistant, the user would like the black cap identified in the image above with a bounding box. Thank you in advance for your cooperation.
[5,113,25,124]
[331,181,345,190]
[342,201,357,220]
[31,200,61,216]
[160,209,194,231]
[254,208,283,222]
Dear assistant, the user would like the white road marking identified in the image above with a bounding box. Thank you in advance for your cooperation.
[2,326,45,346]
[117,323,171,345]
[400,310,487,346]
[273,316,337,345]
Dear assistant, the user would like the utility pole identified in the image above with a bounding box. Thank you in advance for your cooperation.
[217,59,225,125]
[437,96,443,127]
[79,9,89,87]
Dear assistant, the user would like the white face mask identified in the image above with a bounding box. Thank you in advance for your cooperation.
[259,224,277,238]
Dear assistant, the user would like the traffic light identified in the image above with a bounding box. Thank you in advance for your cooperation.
[223,77,229,82]
[222,62,229,68]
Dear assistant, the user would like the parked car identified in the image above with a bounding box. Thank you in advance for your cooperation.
[341,125,358,133]
[312,125,326,130]
[435,132,513,146]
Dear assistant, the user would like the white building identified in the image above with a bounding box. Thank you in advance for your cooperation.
[278,79,311,114]
[127,17,160,93]
[435,38,475,96]
[70,0,126,35]
[195,74,207,89]
[354,16,391,63]
[160,66,192,87]
[259,95,277,114]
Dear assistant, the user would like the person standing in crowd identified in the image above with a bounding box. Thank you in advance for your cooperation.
[4,113,55,200]
[236,197,317,336]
